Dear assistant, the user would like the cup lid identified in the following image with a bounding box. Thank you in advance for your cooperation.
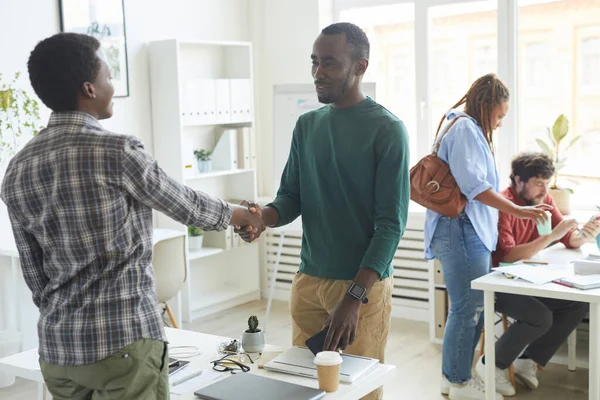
[314,351,343,366]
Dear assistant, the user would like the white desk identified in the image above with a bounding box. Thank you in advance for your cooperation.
[472,243,600,400]
[0,327,396,400]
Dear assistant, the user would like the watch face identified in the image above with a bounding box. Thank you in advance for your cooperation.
[350,284,365,298]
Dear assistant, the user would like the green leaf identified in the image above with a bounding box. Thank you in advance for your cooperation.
[563,135,583,154]
[536,138,554,158]
[552,114,569,144]
[554,161,566,170]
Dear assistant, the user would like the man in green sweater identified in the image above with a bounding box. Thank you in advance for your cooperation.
[238,22,409,400]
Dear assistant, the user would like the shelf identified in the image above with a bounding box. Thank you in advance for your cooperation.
[188,247,223,260]
[191,286,258,312]
[181,120,253,128]
[184,169,253,181]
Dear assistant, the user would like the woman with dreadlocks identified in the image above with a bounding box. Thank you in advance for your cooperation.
[423,74,551,400]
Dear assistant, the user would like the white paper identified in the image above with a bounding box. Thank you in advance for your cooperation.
[495,264,572,285]
[169,369,221,395]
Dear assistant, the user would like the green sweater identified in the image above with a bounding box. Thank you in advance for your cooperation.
[268,97,410,280]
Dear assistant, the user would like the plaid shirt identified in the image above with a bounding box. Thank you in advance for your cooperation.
[1,112,233,365]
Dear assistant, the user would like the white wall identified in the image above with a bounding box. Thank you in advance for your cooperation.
[250,0,323,197]
[0,0,250,154]
[0,0,251,345]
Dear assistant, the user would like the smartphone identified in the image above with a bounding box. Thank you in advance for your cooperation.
[578,214,600,237]
[305,327,344,355]
[168,358,190,376]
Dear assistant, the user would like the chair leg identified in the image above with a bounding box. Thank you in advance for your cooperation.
[479,329,485,356]
[508,364,516,389]
[501,314,517,389]
[165,303,179,329]
[568,329,577,371]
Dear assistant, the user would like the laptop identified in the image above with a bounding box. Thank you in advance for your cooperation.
[264,346,380,383]
[194,372,325,400]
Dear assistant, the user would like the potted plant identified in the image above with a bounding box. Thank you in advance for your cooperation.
[193,149,212,174]
[187,226,204,250]
[535,114,583,215]
[242,315,265,353]
[0,72,43,169]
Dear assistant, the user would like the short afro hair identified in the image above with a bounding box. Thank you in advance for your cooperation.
[321,22,370,61]
[510,152,555,186]
[28,33,102,112]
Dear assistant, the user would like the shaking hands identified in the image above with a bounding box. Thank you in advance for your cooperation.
[231,200,266,243]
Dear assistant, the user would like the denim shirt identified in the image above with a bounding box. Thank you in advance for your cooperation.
[424,109,499,259]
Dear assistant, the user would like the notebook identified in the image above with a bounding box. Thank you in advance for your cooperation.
[194,373,325,400]
[556,274,600,290]
[264,346,379,383]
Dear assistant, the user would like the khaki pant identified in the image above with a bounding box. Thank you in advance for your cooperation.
[40,339,169,400]
[290,273,393,400]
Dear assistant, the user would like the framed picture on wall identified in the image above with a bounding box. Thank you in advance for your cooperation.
[59,0,130,97]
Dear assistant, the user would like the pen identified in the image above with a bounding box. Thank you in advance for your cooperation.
[522,261,548,265]
[552,280,573,288]
[171,370,203,386]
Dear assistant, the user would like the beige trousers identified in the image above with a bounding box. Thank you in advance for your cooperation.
[290,272,393,400]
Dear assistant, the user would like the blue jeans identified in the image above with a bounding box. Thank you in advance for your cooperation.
[430,214,491,384]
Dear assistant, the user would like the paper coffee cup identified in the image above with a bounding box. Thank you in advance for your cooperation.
[314,351,343,392]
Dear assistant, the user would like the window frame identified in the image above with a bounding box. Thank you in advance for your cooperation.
[334,0,598,210]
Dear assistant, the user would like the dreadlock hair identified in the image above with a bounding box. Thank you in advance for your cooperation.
[433,73,509,151]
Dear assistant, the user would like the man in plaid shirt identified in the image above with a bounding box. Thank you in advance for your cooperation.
[0,33,263,400]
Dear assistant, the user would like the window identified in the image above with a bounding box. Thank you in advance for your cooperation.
[518,0,600,206]
[339,3,417,163]
[428,2,497,140]
[472,42,497,80]
[335,0,600,207]
[524,42,550,93]
[580,36,600,93]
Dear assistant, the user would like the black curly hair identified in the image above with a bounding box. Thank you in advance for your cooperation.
[27,33,102,112]
[321,22,370,61]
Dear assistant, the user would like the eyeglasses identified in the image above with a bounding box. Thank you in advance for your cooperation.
[211,354,251,374]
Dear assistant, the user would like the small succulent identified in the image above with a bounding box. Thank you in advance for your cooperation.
[187,226,203,237]
[246,316,260,333]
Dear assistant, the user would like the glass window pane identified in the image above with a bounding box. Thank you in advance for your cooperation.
[518,0,600,202]
[428,1,498,141]
[339,4,417,164]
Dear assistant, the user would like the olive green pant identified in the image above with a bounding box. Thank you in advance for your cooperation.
[39,339,169,400]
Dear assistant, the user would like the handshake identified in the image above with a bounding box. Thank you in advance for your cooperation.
[231,200,266,243]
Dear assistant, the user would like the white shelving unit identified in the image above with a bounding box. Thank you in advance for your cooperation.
[148,39,260,322]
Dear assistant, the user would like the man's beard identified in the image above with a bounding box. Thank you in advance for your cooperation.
[518,189,540,206]
[317,71,352,104]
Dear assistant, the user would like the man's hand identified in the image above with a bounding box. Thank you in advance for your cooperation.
[323,295,361,351]
[550,218,578,241]
[578,217,600,240]
[234,200,266,242]
[230,202,265,241]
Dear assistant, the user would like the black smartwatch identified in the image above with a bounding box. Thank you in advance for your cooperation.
[347,282,368,304]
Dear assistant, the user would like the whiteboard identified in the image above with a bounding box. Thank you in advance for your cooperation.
[272,82,376,195]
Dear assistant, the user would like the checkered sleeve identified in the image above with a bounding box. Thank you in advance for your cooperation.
[121,137,232,231]
[7,208,48,308]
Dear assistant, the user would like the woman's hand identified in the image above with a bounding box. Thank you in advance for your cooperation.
[512,204,553,224]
